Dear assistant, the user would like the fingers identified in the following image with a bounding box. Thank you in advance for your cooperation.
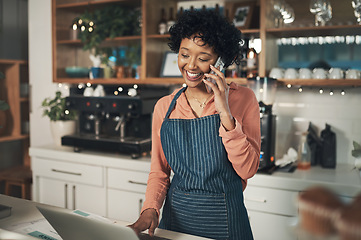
[148,221,158,236]
[128,208,159,236]
[204,65,227,93]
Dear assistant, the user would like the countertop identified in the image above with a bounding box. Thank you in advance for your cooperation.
[30,145,361,197]
[0,194,210,240]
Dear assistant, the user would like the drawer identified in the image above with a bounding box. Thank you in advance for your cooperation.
[32,157,103,187]
[244,186,298,216]
[107,168,149,193]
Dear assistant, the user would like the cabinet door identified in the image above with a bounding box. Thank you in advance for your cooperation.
[36,177,106,216]
[248,210,297,240]
[74,183,106,216]
[37,177,67,208]
[107,189,145,223]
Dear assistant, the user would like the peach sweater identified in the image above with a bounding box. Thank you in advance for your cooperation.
[141,82,261,216]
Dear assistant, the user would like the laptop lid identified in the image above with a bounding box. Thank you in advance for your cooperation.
[36,205,139,240]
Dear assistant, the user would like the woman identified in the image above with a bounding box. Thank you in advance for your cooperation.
[130,9,260,240]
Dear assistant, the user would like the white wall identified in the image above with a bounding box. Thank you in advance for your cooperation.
[274,87,361,165]
[28,0,56,147]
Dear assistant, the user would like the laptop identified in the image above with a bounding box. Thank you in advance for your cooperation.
[36,205,169,240]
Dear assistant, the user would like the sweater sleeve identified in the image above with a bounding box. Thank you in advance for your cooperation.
[140,97,172,217]
[219,86,261,190]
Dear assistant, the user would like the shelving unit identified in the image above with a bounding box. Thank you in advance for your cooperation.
[52,0,361,87]
[0,59,30,166]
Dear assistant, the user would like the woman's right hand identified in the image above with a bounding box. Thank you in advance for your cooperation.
[128,208,159,236]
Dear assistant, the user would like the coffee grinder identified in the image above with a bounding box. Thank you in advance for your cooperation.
[247,77,277,173]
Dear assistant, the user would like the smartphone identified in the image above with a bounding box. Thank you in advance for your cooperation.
[206,57,224,93]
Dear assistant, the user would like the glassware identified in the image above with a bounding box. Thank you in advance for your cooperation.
[310,0,323,26]
[271,0,294,27]
[309,0,332,26]
[271,0,284,27]
[318,0,332,26]
[352,0,361,24]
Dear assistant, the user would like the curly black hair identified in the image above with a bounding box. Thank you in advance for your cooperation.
[168,9,243,68]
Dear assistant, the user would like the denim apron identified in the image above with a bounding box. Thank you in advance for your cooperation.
[159,87,253,240]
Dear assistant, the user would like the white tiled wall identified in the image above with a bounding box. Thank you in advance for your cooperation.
[273,86,361,165]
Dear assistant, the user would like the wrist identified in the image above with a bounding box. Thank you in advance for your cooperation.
[220,111,235,131]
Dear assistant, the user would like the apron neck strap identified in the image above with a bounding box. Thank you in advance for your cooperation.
[164,87,187,119]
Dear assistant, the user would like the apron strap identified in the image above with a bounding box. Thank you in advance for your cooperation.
[164,87,186,119]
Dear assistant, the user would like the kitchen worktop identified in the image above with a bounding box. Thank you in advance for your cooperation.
[30,145,361,197]
[0,194,210,240]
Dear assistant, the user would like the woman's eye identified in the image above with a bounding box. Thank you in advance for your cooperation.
[181,54,189,58]
[199,58,209,62]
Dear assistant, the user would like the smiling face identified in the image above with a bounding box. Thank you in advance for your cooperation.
[178,35,218,89]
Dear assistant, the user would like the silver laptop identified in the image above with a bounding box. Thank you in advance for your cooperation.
[36,205,169,240]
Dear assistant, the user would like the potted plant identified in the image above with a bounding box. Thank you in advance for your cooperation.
[0,100,9,136]
[41,91,77,146]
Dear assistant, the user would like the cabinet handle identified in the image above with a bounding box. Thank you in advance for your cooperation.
[128,180,147,186]
[245,197,267,203]
[65,184,68,209]
[51,169,82,176]
[139,199,143,215]
[73,185,76,210]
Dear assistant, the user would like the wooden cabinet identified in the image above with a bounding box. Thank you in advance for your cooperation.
[52,0,361,88]
[0,59,30,165]
[32,157,106,216]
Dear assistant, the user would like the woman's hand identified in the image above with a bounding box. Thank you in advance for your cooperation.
[203,65,235,131]
[128,208,158,236]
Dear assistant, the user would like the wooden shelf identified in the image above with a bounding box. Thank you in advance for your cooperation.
[277,79,361,87]
[56,0,139,9]
[266,24,361,38]
[57,35,141,45]
[0,135,29,143]
[0,59,30,166]
[54,77,248,86]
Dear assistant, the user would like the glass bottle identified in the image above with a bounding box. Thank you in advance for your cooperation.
[167,7,175,33]
[158,8,167,35]
[246,37,258,78]
[298,132,311,170]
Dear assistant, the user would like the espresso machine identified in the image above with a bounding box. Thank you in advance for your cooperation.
[61,85,169,158]
[247,77,277,173]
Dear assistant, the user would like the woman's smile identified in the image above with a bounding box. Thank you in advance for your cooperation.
[185,70,204,81]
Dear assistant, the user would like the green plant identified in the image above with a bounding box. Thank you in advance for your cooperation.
[0,100,9,111]
[78,6,141,54]
[352,141,361,158]
[41,91,77,121]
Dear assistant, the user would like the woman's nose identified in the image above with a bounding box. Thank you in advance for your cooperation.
[187,58,197,70]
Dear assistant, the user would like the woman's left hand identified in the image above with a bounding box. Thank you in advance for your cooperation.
[203,65,235,131]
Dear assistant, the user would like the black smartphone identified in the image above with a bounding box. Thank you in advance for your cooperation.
[206,57,224,93]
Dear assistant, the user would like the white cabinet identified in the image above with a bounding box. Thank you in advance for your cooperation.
[108,189,145,222]
[248,210,297,240]
[32,157,106,216]
[107,168,148,222]
[244,185,299,240]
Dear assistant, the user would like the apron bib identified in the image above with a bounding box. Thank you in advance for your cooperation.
[159,87,253,240]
